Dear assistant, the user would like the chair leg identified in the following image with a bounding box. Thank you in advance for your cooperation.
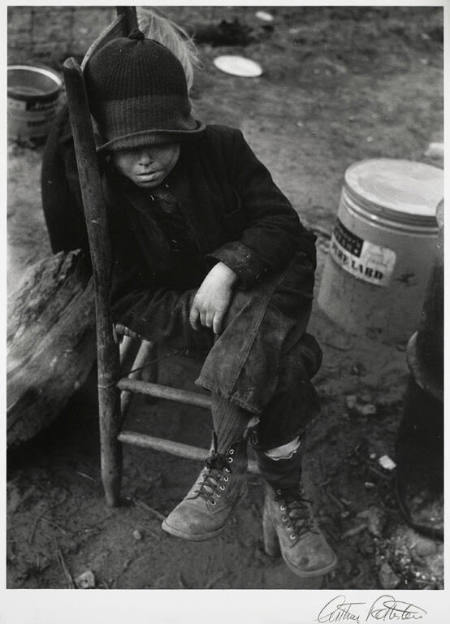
[119,335,140,373]
[140,342,159,409]
[99,383,122,507]
[101,338,157,505]
[139,340,159,394]
[121,339,158,415]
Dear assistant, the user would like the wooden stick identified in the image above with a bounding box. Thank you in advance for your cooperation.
[118,431,258,473]
[56,547,75,589]
[42,517,69,535]
[341,524,367,539]
[76,471,96,482]
[133,499,165,522]
[63,58,122,507]
[117,378,212,409]
[116,6,138,32]
[29,513,45,545]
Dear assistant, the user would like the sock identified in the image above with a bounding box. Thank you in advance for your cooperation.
[265,436,301,461]
[255,437,303,490]
[210,393,251,454]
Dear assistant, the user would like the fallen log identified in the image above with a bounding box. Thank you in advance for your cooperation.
[7,249,96,447]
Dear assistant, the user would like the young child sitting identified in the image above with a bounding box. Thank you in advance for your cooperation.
[42,25,337,580]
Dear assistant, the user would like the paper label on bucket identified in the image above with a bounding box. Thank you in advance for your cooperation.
[330,219,396,287]
[8,97,27,111]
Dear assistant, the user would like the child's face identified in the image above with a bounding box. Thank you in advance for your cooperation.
[112,143,180,189]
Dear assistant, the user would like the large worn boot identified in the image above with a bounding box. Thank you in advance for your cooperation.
[162,437,247,541]
[256,445,337,578]
[263,483,337,578]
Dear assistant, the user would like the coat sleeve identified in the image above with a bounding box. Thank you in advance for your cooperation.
[109,251,198,348]
[207,129,316,289]
[41,105,90,255]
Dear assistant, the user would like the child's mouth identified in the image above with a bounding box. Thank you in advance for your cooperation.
[137,170,161,178]
[136,171,163,184]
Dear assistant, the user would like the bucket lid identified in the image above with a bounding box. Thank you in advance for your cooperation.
[344,159,443,228]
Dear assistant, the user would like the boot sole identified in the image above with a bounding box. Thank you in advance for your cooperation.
[283,551,338,579]
[161,518,226,541]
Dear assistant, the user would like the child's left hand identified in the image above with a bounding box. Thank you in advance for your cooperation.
[190,262,238,335]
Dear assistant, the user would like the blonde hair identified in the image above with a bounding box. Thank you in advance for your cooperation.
[137,7,199,92]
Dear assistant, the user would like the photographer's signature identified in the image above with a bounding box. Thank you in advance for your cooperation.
[317,595,427,622]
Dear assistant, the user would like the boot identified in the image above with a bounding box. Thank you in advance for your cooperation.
[162,437,247,541]
[263,483,337,578]
[256,445,337,578]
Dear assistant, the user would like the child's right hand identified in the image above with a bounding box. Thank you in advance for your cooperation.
[189,262,237,335]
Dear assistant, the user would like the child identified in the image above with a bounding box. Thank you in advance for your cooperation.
[43,27,337,579]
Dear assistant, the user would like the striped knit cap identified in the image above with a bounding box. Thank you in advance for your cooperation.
[84,29,204,151]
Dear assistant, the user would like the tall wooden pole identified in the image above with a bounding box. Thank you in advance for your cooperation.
[116,6,138,32]
[63,58,122,506]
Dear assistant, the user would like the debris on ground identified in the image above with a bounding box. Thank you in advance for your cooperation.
[378,455,397,471]
[378,561,401,589]
[255,11,274,23]
[190,19,254,47]
[345,395,358,409]
[75,570,96,589]
[424,142,444,159]
[357,507,385,537]
[413,535,438,558]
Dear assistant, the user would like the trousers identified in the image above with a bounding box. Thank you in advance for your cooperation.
[114,250,322,451]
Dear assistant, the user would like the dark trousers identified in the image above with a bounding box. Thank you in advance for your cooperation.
[115,250,322,451]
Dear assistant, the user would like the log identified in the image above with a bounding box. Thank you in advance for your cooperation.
[7,249,96,447]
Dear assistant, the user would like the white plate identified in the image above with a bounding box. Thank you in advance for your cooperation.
[255,10,274,22]
[213,55,263,78]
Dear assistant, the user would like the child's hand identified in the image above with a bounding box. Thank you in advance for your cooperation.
[190,262,238,335]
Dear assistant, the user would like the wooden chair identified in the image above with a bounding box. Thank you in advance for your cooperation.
[62,7,219,507]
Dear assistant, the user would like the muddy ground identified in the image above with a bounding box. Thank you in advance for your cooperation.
[7,6,443,590]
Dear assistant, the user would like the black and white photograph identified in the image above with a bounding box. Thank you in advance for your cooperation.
[4,1,446,621]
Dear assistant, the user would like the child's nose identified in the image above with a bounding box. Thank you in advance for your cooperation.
[138,150,154,165]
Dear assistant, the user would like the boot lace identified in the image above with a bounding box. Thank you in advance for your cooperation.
[196,450,234,504]
[275,486,319,542]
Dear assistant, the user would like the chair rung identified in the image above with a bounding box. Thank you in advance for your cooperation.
[118,430,258,473]
[118,431,208,460]
[117,378,211,409]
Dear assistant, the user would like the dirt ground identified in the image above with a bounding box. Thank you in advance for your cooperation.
[7,6,443,590]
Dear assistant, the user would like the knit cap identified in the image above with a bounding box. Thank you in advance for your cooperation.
[84,29,204,151]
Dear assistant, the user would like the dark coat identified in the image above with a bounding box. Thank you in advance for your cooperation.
[41,108,317,333]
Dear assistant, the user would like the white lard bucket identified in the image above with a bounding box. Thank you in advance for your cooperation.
[317,159,443,344]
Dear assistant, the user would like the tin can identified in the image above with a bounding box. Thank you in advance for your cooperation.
[8,64,63,142]
[317,159,443,344]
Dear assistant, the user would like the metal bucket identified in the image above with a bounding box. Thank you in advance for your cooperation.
[317,159,443,344]
[8,64,63,142]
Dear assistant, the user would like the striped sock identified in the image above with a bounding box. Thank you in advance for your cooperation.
[210,394,251,454]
